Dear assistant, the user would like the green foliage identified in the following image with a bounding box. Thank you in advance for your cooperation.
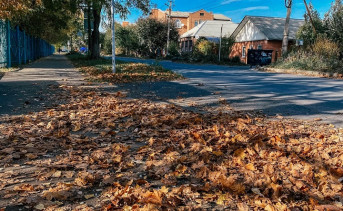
[136,18,179,58]
[196,39,216,56]
[279,1,343,72]
[191,39,217,63]
[167,42,180,58]
[297,3,326,46]
[10,0,80,44]
[220,36,235,61]
[272,37,342,72]
[324,0,343,52]
[115,25,140,56]
[169,36,241,65]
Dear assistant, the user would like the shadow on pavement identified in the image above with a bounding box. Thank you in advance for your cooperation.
[0,81,69,116]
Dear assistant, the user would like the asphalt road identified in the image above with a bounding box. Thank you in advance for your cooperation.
[116,57,343,127]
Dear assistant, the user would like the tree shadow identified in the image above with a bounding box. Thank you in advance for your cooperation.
[0,80,70,116]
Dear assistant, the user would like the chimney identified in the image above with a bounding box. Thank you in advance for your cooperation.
[122,21,129,27]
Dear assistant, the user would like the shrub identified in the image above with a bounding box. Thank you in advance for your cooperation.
[166,41,180,59]
[312,36,339,60]
[272,37,343,73]
[230,56,241,64]
[196,40,216,56]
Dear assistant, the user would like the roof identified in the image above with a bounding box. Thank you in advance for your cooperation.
[181,20,238,40]
[161,10,232,20]
[214,14,231,21]
[170,11,190,18]
[231,16,305,41]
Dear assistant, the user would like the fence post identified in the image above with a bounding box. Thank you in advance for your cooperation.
[6,20,11,68]
[16,26,21,65]
[23,31,27,64]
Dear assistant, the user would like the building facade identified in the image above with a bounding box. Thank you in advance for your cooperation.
[230,16,304,64]
[149,9,232,35]
[180,20,238,52]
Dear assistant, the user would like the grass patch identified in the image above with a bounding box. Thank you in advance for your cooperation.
[67,53,184,83]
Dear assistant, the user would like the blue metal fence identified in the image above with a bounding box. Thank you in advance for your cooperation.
[0,20,55,68]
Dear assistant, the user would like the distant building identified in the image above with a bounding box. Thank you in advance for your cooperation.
[122,21,130,27]
[149,9,232,35]
[230,16,304,63]
[180,20,238,52]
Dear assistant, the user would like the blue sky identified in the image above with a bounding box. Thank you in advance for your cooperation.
[117,0,333,24]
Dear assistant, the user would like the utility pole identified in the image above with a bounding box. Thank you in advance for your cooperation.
[282,0,292,56]
[166,0,172,56]
[218,24,223,62]
[111,0,116,73]
[303,0,317,34]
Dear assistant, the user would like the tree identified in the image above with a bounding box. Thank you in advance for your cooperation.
[282,0,293,55]
[115,24,139,55]
[2,0,81,44]
[324,0,343,53]
[0,0,42,20]
[136,18,179,57]
[297,3,326,45]
[219,36,235,61]
[86,0,150,59]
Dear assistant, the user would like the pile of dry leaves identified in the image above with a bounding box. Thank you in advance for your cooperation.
[67,54,184,84]
[0,86,343,210]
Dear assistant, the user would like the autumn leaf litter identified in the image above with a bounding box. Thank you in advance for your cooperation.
[0,85,343,210]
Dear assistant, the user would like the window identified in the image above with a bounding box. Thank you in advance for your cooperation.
[257,45,262,50]
[242,46,246,58]
[175,19,182,28]
[200,13,204,16]
[199,20,203,24]
[195,21,198,26]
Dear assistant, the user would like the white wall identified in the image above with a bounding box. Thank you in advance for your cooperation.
[235,20,267,42]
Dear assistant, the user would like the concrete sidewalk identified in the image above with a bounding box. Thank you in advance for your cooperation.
[0,54,84,116]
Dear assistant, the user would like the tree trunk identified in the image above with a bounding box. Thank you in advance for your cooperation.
[87,2,92,55]
[282,4,292,56]
[90,6,101,59]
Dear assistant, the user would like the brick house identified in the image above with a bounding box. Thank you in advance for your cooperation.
[230,16,304,64]
[180,20,238,52]
[149,9,232,35]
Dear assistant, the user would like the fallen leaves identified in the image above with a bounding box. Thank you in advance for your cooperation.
[1,86,343,210]
[68,54,184,84]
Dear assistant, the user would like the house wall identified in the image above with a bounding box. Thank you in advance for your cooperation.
[149,9,166,21]
[187,10,214,31]
[235,20,267,42]
[180,37,196,52]
[172,17,188,35]
[230,40,283,63]
[149,9,218,36]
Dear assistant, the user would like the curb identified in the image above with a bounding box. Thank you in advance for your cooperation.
[258,67,343,79]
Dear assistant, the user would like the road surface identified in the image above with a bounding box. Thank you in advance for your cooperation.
[116,57,343,127]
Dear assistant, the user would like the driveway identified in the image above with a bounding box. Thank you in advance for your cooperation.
[116,57,343,127]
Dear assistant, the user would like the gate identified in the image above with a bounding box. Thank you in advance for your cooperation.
[247,49,273,66]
